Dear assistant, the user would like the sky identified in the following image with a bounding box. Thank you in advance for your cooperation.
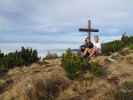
[0,0,133,56]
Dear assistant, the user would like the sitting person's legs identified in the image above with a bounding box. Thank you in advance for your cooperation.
[83,48,94,57]
[89,48,102,57]
[89,48,97,57]
[83,48,89,56]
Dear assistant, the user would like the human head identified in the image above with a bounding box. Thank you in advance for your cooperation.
[85,37,91,43]
[80,45,85,52]
[94,35,99,43]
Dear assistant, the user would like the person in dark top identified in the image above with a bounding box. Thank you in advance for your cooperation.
[80,38,94,57]
[85,38,94,48]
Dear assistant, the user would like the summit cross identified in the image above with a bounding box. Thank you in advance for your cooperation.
[79,20,99,40]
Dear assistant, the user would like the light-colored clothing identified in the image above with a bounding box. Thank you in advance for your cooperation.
[94,42,101,49]
[93,41,102,54]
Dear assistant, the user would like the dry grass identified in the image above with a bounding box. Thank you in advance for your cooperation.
[0,48,133,100]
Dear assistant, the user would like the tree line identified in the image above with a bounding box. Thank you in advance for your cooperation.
[0,47,39,71]
[102,34,133,55]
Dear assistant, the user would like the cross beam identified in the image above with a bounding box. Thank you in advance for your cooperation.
[79,20,99,40]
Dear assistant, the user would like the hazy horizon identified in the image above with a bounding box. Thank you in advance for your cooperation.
[0,32,123,57]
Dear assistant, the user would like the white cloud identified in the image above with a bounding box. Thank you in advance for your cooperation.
[0,0,132,35]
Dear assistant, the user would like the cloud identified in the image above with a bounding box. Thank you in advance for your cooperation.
[0,0,132,36]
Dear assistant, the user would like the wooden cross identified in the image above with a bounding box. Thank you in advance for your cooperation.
[79,20,99,40]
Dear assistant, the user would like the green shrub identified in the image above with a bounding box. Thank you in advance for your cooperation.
[128,44,133,50]
[0,79,6,87]
[0,47,39,71]
[102,40,124,55]
[114,81,133,100]
[121,33,130,45]
[62,49,107,79]
[102,35,133,55]
[62,49,89,80]
[90,61,106,77]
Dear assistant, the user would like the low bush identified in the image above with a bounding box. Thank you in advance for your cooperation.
[106,81,133,100]
[62,49,107,79]
[0,47,39,71]
[0,79,6,87]
[90,61,106,77]
[62,49,89,80]
[102,40,124,55]
[114,81,133,100]
[102,34,133,55]
[128,44,133,50]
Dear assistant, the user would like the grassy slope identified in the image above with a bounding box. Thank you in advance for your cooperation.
[0,48,132,100]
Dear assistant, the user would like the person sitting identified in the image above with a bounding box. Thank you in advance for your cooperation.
[89,35,102,57]
[80,40,87,57]
[80,37,94,57]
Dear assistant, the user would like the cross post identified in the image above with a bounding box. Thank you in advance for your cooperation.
[79,20,99,40]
